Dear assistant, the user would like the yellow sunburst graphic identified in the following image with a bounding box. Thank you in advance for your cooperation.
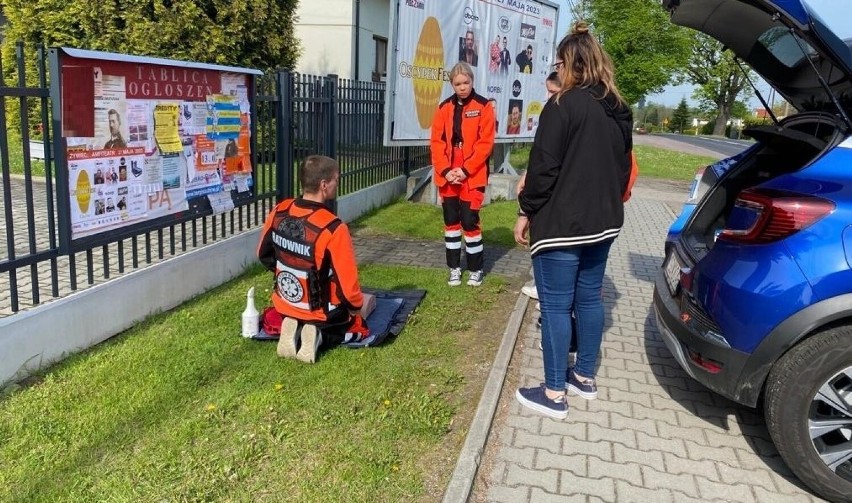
[412,17,444,129]
[76,170,91,214]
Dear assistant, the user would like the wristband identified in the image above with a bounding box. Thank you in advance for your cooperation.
[517,209,527,217]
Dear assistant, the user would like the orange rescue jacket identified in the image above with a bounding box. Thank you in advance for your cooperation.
[430,91,496,190]
[257,198,363,323]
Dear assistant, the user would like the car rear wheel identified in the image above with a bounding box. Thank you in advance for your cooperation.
[765,326,852,502]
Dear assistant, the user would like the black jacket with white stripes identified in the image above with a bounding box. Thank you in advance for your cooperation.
[519,85,632,256]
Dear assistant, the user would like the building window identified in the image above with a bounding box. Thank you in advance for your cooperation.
[373,36,387,82]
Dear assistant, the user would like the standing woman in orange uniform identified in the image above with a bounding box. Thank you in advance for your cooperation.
[430,62,496,287]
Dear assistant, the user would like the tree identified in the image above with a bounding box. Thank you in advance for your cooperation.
[585,0,692,105]
[1,0,301,138]
[645,106,660,127]
[1,0,301,71]
[670,98,690,133]
[685,34,754,136]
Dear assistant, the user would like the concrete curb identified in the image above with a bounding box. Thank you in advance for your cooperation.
[442,292,529,503]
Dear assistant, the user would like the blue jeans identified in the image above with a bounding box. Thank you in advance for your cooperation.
[533,239,614,391]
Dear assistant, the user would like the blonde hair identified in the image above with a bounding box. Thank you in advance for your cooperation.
[449,61,475,84]
[554,21,624,105]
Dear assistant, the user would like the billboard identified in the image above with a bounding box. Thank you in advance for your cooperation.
[52,48,262,250]
[384,0,559,145]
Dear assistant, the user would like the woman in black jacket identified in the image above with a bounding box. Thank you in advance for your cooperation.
[514,21,632,419]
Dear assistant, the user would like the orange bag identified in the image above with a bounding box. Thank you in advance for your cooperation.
[623,150,639,202]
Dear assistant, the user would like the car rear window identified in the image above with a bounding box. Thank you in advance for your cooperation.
[757,27,815,68]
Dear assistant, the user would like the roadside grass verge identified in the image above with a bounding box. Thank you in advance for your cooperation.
[507,144,717,181]
[0,263,510,502]
[632,145,718,181]
[351,199,520,248]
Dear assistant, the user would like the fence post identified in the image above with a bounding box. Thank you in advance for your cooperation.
[276,70,295,200]
[324,74,338,160]
[402,146,412,177]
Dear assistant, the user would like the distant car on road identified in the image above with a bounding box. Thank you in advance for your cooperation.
[655,1,852,501]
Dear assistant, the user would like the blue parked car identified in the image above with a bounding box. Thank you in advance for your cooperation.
[655,1,852,500]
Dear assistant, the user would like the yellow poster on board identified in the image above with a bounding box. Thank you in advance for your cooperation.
[153,103,182,154]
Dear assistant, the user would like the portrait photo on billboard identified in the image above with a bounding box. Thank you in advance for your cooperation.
[498,35,511,74]
[458,29,479,67]
[515,42,535,74]
[506,99,523,135]
[487,34,503,73]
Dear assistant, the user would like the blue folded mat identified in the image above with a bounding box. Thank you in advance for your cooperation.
[249,288,426,348]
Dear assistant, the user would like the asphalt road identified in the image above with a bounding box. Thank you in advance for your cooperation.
[651,133,752,158]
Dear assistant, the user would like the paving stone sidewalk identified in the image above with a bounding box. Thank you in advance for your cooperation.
[351,232,532,280]
[471,188,828,502]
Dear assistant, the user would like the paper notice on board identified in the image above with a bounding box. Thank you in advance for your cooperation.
[208,191,234,215]
[206,95,241,140]
[234,174,251,193]
[143,154,163,188]
[126,101,152,149]
[178,102,210,136]
[94,72,129,151]
[153,103,182,154]
[221,73,250,113]
[161,153,182,189]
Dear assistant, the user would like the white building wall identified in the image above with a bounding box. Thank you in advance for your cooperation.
[295,0,354,77]
[356,0,391,81]
[295,0,390,81]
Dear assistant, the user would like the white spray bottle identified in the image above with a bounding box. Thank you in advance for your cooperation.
[242,287,260,338]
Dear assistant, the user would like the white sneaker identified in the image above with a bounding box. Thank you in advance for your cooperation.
[467,270,484,287]
[448,268,462,286]
[276,317,299,358]
[521,284,539,299]
[296,324,323,363]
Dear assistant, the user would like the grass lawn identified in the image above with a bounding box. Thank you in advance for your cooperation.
[0,263,512,502]
[506,143,717,181]
[351,199,521,249]
[1,140,46,177]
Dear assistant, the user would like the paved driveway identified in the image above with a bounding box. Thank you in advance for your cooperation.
[472,185,827,502]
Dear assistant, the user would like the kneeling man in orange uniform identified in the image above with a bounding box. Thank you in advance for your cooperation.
[257,155,368,363]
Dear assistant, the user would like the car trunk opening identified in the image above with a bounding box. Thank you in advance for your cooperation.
[678,112,847,261]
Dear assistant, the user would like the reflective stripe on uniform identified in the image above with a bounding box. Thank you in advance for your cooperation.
[277,261,308,278]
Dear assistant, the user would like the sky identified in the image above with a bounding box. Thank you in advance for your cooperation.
[551,0,852,108]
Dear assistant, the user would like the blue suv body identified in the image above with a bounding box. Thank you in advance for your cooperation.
[655,1,852,501]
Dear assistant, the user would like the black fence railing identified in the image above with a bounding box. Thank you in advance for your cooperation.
[275,71,430,198]
[1,46,431,317]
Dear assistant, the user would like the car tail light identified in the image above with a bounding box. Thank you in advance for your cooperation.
[679,267,694,292]
[718,188,835,244]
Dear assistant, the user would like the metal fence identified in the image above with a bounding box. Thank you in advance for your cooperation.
[275,71,430,197]
[1,46,430,317]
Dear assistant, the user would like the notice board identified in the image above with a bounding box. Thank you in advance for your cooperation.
[51,47,262,251]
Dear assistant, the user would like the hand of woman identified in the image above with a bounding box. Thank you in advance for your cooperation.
[514,215,529,246]
[451,168,466,184]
